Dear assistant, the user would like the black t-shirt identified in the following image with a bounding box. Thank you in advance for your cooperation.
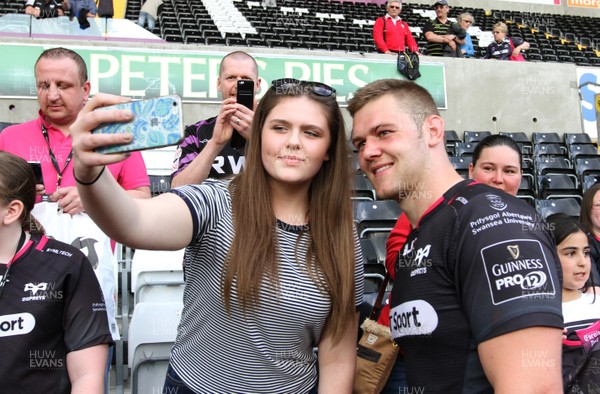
[0,233,112,393]
[389,180,563,392]
[25,0,64,18]
[171,116,245,179]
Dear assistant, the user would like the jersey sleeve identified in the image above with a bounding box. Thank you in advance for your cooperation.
[171,122,207,178]
[61,242,113,351]
[422,20,434,35]
[386,212,411,280]
[454,191,563,343]
[168,180,232,245]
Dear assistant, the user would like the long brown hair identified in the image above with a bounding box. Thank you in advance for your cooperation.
[224,83,356,344]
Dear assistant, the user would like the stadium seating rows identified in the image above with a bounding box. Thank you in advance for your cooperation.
[103,0,600,64]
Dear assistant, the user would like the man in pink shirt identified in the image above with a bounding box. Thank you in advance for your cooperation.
[0,47,150,214]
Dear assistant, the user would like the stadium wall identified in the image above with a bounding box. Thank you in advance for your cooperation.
[0,38,590,138]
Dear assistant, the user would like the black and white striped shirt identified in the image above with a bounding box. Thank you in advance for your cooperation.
[169,180,364,393]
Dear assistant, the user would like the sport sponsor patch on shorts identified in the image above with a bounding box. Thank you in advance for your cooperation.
[481,239,556,305]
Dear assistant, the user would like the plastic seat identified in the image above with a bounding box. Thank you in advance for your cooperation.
[535,198,581,219]
[564,133,593,146]
[368,232,391,267]
[533,143,567,159]
[499,132,533,155]
[575,157,600,183]
[359,238,380,265]
[583,175,600,192]
[536,174,582,202]
[352,174,376,202]
[569,143,598,161]
[463,131,492,143]
[0,122,14,133]
[148,175,171,196]
[134,270,185,304]
[517,176,535,207]
[449,156,472,179]
[454,142,476,157]
[535,156,575,176]
[445,130,460,155]
[354,201,401,238]
[129,302,182,394]
[131,249,185,291]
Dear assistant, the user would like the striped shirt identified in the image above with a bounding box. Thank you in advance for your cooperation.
[168,180,364,393]
[423,18,452,56]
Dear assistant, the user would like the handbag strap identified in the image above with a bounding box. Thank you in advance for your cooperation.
[369,271,391,320]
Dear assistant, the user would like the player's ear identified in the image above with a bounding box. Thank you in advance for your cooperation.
[2,200,24,226]
[423,115,445,148]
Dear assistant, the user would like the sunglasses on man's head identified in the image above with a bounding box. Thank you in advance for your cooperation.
[271,78,336,97]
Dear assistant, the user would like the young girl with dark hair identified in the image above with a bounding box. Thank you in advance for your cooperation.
[546,213,600,331]
[0,151,111,393]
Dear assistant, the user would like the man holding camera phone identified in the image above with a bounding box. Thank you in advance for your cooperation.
[0,47,150,215]
[171,51,261,186]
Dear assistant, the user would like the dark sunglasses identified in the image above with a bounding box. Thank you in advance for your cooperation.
[388,5,401,9]
[271,78,336,97]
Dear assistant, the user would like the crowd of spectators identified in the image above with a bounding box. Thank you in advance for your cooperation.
[373,0,531,61]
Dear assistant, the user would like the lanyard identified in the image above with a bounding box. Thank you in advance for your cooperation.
[41,123,73,188]
[0,231,26,302]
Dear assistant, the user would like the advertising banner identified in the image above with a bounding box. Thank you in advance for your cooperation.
[0,43,447,108]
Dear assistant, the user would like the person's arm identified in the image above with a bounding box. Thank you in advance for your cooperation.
[171,98,252,187]
[317,313,359,393]
[67,344,108,394]
[372,17,389,53]
[512,39,530,57]
[70,93,193,250]
[478,327,562,393]
[424,31,456,45]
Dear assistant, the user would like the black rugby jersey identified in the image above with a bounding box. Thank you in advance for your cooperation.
[389,180,563,392]
[0,233,112,393]
[172,116,246,179]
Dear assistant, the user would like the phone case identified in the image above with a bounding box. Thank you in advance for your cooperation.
[93,95,184,154]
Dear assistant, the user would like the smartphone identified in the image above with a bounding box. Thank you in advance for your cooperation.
[231,80,255,149]
[92,95,184,154]
[28,161,44,184]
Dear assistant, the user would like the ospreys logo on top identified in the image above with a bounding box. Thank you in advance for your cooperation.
[482,239,556,305]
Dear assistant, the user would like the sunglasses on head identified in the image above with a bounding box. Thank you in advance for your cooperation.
[271,78,336,97]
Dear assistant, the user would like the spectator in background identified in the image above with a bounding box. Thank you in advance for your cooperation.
[137,0,163,32]
[372,0,419,55]
[580,184,600,278]
[24,0,65,18]
[485,22,530,61]
[171,51,261,186]
[65,0,97,18]
[457,12,475,58]
[423,0,465,57]
[546,213,599,331]
[0,151,112,394]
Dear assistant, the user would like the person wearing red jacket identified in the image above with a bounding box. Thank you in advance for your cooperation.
[372,0,419,55]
